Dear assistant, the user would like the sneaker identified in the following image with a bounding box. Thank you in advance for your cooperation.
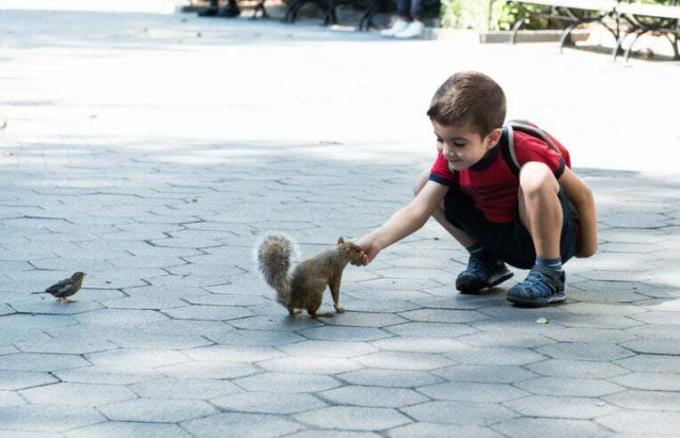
[394,20,424,39]
[456,255,513,294]
[506,265,566,307]
[198,7,219,16]
[380,19,409,38]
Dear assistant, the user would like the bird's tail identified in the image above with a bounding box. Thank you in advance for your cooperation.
[256,234,294,306]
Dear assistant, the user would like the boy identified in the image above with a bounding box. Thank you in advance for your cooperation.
[355,71,597,307]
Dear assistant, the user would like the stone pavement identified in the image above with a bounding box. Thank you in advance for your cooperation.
[1,5,680,437]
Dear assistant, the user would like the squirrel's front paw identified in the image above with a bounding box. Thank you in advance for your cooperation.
[334,306,345,313]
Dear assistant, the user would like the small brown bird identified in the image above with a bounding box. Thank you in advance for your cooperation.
[33,272,86,302]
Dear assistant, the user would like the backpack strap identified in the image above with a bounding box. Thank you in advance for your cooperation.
[501,119,563,175]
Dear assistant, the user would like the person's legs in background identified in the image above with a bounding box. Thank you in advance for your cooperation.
[198,0,240,17]
[380,0,410,37]
[395,0,424,38]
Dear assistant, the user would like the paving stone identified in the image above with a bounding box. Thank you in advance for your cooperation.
[493,417,611,438]
[596,411,680,435]
[538,326,638,343]
[279,340,379,358]
[457,329,553,348]
[73,308,169,327]
[0,353,89,372]
[20,382,136,406]
[156,360,259,380]
[603,389,680,411]
[354,351,453,371]
[211,391,327,414]
[418,381,528,403]
[507,395,620,419]
[10,300,104,315]
[99,398,217,422]
[66,422,192,438]
[182,412,302,437]
[131,377,242,399]
[514,376,623,397]
[631,311,680,325]
[445,346,546,366]
[322,312,408,327]
[102,295,187,310]
[386,322,478,338]
[621,339,680,355]
[526,359,629,378]
[0,390,26,407]
[294,406,411,431]
[402,400,517,425]
[54,367,161,385]
[162,304,253,321]
[205,328,306,346]
[183,293,270,306]
[609,372,680,391]
[338,369,444,388]
[615,355,680,373]
[320,385,428,407]
[184,345,284,362]
[234,372,341,393]
[535,342,635,361]
[86,349,189,371]
[0,404,104,432]
[625,323,680,340]
[15,338,118,355]
[259,356,361,374]
[371,336,468,354]
[299,326,392,342]
[289,432,380,438]
[228,315,324,331]
[388,423,504,438]
[433,364,537,384]
[0,371,58,390]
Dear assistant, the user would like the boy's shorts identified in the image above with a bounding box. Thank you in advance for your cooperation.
[444,185,579,269]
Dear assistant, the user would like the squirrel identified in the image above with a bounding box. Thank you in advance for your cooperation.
[257,234,363,318]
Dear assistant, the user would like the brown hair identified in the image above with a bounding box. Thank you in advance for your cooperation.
[427,71,506,137]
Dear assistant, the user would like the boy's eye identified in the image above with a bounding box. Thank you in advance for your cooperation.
[436,138,443,143]
[453,140,467,147]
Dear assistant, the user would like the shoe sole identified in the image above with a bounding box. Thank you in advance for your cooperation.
[457,271,514,294]
[507,291,566,307]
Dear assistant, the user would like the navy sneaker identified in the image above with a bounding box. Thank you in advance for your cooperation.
[456,255,513,294]
[507,265,566,307]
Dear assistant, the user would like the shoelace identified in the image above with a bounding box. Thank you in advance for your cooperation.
[467,257,493,279]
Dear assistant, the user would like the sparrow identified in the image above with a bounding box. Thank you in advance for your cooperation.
[33,272,86,302]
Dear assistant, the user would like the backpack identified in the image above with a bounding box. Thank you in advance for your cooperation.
[501,120,571,174]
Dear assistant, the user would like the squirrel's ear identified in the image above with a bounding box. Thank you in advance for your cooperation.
[337,237,345,244]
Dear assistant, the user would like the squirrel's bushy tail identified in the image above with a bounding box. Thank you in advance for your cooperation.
[257,234,293,306]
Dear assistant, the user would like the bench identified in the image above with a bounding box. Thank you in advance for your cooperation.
[614,1,680,60]
[282,0,380,29]
[507,0,680,60]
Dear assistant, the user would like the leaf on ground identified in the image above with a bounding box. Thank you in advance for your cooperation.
[0,120,6,130]
[535,316,549,324]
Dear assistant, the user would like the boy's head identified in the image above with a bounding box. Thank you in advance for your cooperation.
[427,72,506,170]
[427,71,506,137]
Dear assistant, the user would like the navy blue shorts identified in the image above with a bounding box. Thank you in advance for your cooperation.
[444,185,579,269]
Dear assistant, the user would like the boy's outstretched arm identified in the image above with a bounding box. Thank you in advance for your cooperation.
[355,181,448,265]
[558,167,597,258]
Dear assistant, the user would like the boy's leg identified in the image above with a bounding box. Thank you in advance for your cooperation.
[507,162,566,306]
[413,170,512,293]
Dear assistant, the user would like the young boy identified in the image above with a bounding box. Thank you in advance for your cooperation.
[355,71,597,307]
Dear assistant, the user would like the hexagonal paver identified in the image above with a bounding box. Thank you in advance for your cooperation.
[184,345,284,362]
[298,326,392,342]
[20,382,136,407]
[234,372,341,393]
[0,391,25,408]
[371,336,467,354]
[621,339,680,356]
[615,354,680,373]
[0,353,89,372]
[67,421,192,438]
[182,412,302,437]
[418,382,527,403]
[322,312,407,328]
[535,342,634,361]
[506,395,619,419]
[211,391,327,414]
[54,367,160,385]
[320,385,428,407]
[493,417,611,438]
[446,347,546,366]
[131,377,242,399]
[596,411,680,435]
[433,365,537,384]
[15,338,118,355]
[0,404,104,432]
[0,371,59,390]
[603,389,680,411]
[156,360,258,380]
[259,356,361,374]
[403,400,516,425]
[162,305,252,321]
[99,398,217,423]
[354,351,453,371]
[294,406,410,431]
[86,349,189,371]
[609,372,680,391]
[388,423,504,438]
[387,322,477,339]
[398,309,488,324]
[527,359,628,378]
[278,340,378,358]
[514,376,623,397]
[73,309,169,327]
[338,369,444,388]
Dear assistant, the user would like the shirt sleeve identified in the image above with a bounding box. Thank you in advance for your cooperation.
[429,151,455,186]
[513,131,566,179]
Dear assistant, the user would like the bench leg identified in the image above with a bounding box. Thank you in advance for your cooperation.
[558,23,577,53]
[510,18,527,45]
[623,30,648,62]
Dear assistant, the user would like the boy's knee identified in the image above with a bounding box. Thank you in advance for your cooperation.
[413,169,430,197]
[519,162,558,195]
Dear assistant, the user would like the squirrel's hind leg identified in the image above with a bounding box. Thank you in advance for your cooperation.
[287,305,302,316]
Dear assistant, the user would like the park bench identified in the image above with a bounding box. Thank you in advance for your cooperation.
[282,0,380,29]
[507,0,680,60]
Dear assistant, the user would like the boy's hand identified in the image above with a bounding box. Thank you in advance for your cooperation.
[352,241,381,266]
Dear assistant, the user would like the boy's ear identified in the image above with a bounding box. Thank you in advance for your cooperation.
[337,237,345,244]
[487,128,502,147]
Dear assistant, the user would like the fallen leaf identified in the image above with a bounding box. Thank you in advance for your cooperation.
[196,32,202,38]
[0,120,6,130]
[89,114,98,119]
[535,316,549,324]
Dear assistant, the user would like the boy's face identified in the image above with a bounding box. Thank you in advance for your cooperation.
[432,120,501,171]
